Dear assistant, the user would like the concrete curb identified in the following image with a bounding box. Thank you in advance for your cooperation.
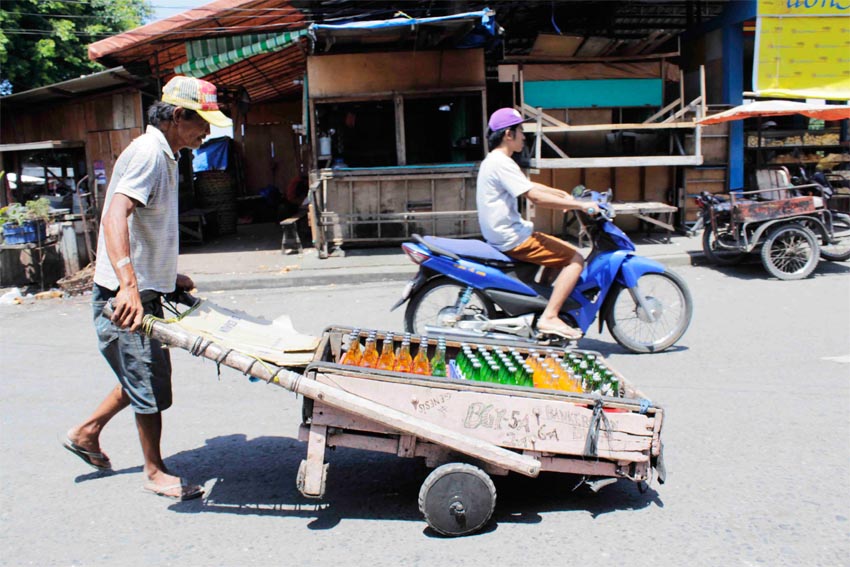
[193,252,707,292]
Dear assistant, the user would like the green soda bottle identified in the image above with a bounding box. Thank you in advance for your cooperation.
[430,339,447,377]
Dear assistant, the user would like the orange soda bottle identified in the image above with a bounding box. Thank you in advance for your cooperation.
[412,336,431,375]
[359,336,379,368]
[340,330,362,365]
[376,337,396,370]
[394,340,414,373]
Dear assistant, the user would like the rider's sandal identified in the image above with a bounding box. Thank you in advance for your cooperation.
[536,324,583,340]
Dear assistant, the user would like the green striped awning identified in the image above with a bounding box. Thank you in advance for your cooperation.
[174,29,308,78]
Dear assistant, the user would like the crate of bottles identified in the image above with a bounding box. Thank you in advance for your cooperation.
[327,327,626,398]
[302,326,663,470]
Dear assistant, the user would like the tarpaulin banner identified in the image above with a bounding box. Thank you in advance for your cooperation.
[753,0,850,100]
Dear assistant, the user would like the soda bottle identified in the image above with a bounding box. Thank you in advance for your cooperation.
[359,336,379,368]
[376,337,396,371]
[412,336,431,375]
[340,330,362,365]
[430,340,447,377]
[394,340,414,373]
[470,360,483,381]
[609,373,620,397]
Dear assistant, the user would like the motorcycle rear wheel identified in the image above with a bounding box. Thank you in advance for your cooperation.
[605,270,693,354]
[820,213,850,262]
[404,278,497,336]
[702,225,746,265]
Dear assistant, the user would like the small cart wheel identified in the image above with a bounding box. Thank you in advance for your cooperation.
[760,223,820,280]
[418,463,496,537]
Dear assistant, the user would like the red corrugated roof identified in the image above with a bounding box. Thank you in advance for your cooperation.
[88,0,306,102]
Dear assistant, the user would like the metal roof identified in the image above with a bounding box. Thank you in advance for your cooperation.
[88,0,307,102]
[0,67,149,105]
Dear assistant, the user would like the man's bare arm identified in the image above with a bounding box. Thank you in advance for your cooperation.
[102,193,144,331]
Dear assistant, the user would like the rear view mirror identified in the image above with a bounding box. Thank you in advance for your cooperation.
[572,185,586,198]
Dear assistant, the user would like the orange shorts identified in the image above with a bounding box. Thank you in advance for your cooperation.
[505,232,580,267]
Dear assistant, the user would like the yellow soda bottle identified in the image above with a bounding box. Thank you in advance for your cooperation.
[376,337,396,370]
[359,335,379,368]
[394,339,414,373]
[412,336,431,375]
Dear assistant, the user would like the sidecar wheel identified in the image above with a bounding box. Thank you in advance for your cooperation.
[404,278,497,335]
[606,270,693,353]
[761,224,820,280]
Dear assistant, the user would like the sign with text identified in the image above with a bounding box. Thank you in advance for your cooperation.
[754,0,850,100]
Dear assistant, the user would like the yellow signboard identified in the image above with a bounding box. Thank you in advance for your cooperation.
[754,0,850,100]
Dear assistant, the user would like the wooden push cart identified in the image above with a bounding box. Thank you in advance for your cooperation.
[139,307,665,536]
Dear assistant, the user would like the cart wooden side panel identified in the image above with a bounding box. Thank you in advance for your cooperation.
[308,367,657,463]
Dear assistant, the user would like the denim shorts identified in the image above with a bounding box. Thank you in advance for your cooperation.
[92,284,172,414]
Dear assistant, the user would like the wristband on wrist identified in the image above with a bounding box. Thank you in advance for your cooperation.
[116,256,131,269]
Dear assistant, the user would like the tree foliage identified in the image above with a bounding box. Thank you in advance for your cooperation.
[0,0,154,94]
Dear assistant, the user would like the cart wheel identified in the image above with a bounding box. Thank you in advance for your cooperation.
[418,463,496,537]
[760,223,820,280]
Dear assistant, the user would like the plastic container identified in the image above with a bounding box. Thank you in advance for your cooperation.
[3,221,46,244]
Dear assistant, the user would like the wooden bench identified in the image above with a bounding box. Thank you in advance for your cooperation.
[280,207,308,255]
[565,201,678,247]
[178,208,215,245]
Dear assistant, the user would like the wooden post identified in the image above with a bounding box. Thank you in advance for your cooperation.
[480,89,488,159]
[139,317,542,478]
[535,108,543,163]
[394,94,406,166]
[699,64,707,120]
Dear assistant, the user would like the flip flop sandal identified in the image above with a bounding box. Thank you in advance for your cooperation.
[536,324,583,340]
[142,481,204,501]
[62,437,112,471]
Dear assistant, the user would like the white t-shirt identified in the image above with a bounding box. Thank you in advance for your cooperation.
[93,125,179,293]
[476,150,534,251]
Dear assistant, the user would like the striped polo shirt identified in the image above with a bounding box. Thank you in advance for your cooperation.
[93,125,179,293]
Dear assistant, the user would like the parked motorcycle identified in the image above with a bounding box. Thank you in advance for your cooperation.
[392,188,693,354]
[693,191,747,265]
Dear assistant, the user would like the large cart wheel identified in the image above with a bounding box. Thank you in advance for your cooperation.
[760,223,820,280]
[404,278,497,336]
[702,225,746,265]
[820,213,850,262]
[418,463,496,537]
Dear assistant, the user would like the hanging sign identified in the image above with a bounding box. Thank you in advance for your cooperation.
[753,0,850,100]
[93,160,107,185]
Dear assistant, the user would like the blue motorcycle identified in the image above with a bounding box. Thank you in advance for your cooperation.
[392,188,693,353]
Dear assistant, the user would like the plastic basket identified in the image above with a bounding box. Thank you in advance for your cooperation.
[3,221,46,245]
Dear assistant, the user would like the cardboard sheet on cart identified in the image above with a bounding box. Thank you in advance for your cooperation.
[173,300,320,366]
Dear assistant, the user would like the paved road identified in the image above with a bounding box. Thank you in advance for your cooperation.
[1,261,848,566]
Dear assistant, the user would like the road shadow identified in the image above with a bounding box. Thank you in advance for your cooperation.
[695,255,850,281]
[160,433,661,533]
[575,335,690,358]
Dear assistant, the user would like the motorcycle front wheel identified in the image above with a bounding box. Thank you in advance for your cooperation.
[404,278,497,336]
[605,270,693,354]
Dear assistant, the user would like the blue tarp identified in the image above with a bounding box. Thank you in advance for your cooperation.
[193,137,230,172]
[311,9,498,47]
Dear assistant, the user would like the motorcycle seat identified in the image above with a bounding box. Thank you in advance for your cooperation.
[423,236,515,265]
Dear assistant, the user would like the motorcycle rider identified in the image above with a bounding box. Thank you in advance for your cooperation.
[477,108,596,340]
